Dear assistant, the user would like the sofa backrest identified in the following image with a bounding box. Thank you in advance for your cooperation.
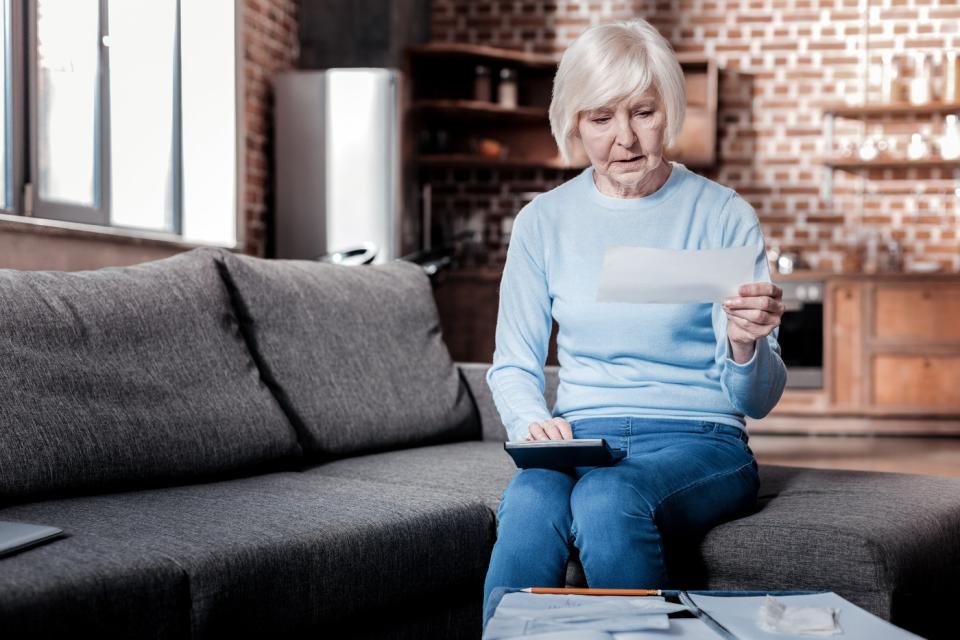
[219,252,479,458]
[0,248,302,503]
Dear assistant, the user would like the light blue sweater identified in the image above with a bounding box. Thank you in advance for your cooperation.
[486,161,788,443]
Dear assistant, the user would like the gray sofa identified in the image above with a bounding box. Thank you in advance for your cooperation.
[0,249,957,639]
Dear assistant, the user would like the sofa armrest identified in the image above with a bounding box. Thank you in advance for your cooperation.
[457,362,560,442]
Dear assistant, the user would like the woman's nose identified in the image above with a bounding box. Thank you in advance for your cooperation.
[614,114,637,147]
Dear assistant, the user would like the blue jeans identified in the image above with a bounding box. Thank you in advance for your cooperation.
[482,417,760,612]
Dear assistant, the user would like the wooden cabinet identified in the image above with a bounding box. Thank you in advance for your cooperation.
[762,274,960,434]
[873,284,960,341]
[432,267,559,365]
[829,280,864,408]
[873,355,960,410]
[868,280,960,414]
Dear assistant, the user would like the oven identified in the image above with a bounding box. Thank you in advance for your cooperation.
[776,281,824,389]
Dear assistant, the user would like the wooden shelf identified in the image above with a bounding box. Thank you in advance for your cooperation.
[822,100,960,118]
[412,99,548,122]
[822,157,960,170]
[416,153,584,170]
[406,43,559,69]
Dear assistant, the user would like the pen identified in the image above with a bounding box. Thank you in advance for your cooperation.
[678,591,737,640]
[522,587,663,596]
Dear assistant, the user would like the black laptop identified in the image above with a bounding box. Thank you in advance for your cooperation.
[0,520,64,558]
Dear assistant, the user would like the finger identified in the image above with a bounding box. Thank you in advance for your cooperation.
[724,296,785,315]
[726,314,761,342]
[528,422,548,441]
[725,307,779,325]
[737,282,781,299]
[555,419,574,440]
[726,311,775,338]
[542,422,563,440]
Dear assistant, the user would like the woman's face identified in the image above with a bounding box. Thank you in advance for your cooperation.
[576,88,668,192]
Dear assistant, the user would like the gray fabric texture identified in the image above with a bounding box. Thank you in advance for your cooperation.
[459,363,504,442]
[0,531,189,639]
[685,466,960,607]
[305,440,517,512]
[219,253,479,457]
[0,470,495,638]
[0,248,301,503]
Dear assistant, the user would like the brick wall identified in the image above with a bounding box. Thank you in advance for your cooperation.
[429,0,960,272]
[243,0,299,256]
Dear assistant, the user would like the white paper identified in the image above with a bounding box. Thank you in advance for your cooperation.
[688,592,925,640]
[483,593,685,639]
[596,245,756,305]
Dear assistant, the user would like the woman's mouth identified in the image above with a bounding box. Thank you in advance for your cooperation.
[615,155,644,164]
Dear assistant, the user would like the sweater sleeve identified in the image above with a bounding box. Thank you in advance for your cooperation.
[711,194,788,419]
[485,201,555,442]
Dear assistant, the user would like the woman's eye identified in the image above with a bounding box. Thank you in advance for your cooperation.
[635,111,652,117]
[592,117,610,124]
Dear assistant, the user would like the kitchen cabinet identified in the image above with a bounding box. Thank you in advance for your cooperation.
[873,355,960,409]
[759,273,960,434]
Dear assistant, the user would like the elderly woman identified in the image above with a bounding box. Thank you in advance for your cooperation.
[482,18,787,609]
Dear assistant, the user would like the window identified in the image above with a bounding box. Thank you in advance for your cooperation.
[0,0,13,209]
[15,0,238,246]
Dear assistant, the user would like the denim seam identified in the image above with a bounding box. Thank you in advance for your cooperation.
[651,459,758,516]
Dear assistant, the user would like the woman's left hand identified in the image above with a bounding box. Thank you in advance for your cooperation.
[723,282,784,364]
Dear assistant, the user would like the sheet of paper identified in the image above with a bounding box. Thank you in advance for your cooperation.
[483,593,686,639]
[615,618,726,639]
[596,245,756,305]
[688,592,925,640]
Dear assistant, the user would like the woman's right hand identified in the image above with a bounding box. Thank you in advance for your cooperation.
[525,418,574,441]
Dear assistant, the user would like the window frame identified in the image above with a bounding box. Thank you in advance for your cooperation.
[3,0,25,216]
[5,0,243,248]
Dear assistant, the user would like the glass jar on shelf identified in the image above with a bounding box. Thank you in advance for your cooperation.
[858,135,879,161]
[498,68,518,109]
[938,114,960,160]
[908,51,932,105]
[946,50,960,103]
[906,132,930,160]
[879,51,899,104]
[474,65,492,103]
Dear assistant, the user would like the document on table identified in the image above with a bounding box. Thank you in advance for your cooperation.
[596,245,756,305]
[483,593,687,640]
[687,592,925,640]
[484,591,925,639]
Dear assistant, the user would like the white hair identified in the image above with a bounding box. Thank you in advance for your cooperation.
[549,19,687,165]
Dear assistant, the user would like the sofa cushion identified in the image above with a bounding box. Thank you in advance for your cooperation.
[0,530,189,639]
[219,253,478,457]
[306,440,517,511]
[0,470,495,638]
[0,248,301,503]
[686,466,960,589]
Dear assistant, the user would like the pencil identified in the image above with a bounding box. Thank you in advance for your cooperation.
[522,587,662,596]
